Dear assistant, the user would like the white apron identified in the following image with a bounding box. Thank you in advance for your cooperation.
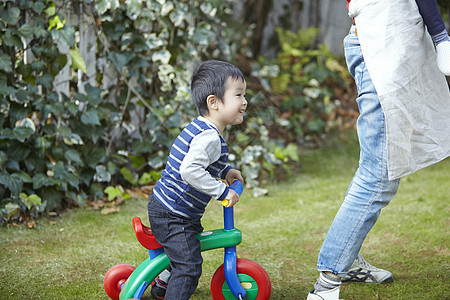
[348,0,450,180]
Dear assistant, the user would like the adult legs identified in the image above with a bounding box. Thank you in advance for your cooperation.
[316,26,400,276]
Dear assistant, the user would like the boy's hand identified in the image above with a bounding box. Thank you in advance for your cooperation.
[225,169,244,186]
[224,188,239,207]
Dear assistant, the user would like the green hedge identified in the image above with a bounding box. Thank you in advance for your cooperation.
[0,0,348,224]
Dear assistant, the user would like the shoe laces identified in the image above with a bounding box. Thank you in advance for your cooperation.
[354,254,379,271]
[154,276,168,288]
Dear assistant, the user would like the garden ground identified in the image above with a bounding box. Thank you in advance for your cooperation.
[0,130,448,299]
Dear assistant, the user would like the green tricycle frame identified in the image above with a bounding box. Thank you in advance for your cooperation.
[104,180,271,300]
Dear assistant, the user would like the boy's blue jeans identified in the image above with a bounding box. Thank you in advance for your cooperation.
[148,194,203,300]
[317,26,401,276]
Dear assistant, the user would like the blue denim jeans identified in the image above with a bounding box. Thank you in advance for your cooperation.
[316,26,401,276]
[148,194,203,300]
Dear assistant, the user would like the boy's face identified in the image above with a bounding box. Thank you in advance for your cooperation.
[216,77,247,126]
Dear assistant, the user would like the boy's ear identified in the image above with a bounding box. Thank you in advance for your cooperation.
[206,95,218,110]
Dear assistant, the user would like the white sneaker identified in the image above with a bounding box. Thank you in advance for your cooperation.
[307,287,342,300]
[342,254,393,283]
[436,40,450,76]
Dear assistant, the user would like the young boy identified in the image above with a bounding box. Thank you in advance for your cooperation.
[147,60,247,300]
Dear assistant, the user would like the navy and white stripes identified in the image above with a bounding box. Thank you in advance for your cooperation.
[152,117,231,219]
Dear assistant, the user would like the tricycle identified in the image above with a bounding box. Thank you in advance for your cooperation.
[104,180,271,300]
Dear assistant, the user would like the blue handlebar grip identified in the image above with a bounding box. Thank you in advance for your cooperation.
[229,179,243,196]
[221,180,243,207]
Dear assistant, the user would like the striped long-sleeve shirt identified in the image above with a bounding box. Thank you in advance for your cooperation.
[152,116,232,219]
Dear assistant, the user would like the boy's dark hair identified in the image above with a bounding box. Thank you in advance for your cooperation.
[191,60,245,116]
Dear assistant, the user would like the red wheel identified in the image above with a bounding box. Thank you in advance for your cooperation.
[211,258,271,300]
[104,264,136,300]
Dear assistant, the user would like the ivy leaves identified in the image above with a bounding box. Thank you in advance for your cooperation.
[0,54,12,73]
[0,0,106,220]
[0,0,348,224]
[0,173,23,198]
[0,4,21,25]
[0,0,261,223]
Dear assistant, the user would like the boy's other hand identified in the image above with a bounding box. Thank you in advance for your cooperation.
[224,189,239,207]
[225,169,244,185]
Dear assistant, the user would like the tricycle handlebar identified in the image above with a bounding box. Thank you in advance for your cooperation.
[221,180,243,207]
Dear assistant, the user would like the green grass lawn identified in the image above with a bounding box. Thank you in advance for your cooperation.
[1,130,449,300]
